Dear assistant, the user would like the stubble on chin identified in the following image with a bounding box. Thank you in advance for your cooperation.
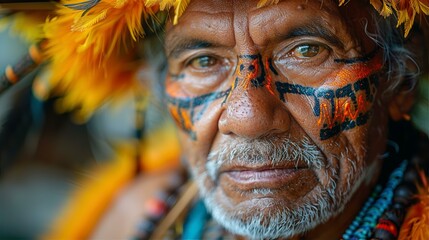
[189,136,367,239]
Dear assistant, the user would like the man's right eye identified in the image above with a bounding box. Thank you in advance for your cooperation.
[188,55,218,70]
[291,44,328,59]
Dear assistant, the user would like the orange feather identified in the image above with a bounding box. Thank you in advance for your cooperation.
[398,170,429,239]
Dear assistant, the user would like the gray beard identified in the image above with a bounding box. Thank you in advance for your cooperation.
[191,136,364,239]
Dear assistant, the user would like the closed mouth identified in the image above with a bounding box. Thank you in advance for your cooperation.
[219,163,311,190]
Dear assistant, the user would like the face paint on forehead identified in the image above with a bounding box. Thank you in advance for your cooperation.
[275,49,383,140]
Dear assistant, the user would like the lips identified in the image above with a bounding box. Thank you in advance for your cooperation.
[221,166,311,190]
[227,167,300,181]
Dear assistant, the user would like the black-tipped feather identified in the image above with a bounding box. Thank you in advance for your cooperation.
[64,0,101,11]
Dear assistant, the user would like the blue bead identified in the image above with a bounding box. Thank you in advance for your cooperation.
[341,161,409,239]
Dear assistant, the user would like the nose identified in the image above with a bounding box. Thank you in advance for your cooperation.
[218,57,291,139]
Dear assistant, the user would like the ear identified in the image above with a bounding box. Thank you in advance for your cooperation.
[387,52,418,122]
[388,86,415,121]
[388,26,427,121]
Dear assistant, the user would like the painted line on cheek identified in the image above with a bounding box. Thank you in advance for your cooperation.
[319,111,371,140]
[166,90,230,140]
[273,49,383,140]
[169,73,185,81]
[275,74,380,140]
[166,90,229,108]
[328,49,383,87]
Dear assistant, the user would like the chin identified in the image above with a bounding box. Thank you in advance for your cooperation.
[200,184,333,239]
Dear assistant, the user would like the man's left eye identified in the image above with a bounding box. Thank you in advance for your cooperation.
[292,44,326,58]
[188,55,218,69]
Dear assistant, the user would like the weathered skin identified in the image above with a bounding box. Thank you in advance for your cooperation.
[164,0,409,238]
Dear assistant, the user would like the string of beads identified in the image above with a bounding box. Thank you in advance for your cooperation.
[342,159,419,240]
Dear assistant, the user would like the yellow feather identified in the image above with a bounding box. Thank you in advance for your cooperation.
[404,11,415,37]
[380,1,394,17]
[257,0,280,8]
[140,122,181,172]
[114,0,128,8]
[415,0,429,14]
[43,120,181,239]
[43,147,136,240]
[71,9,108,32]
[173,0,190,24]
[43,0,150,119]
[158,0,175,10]
[422,3,429,14]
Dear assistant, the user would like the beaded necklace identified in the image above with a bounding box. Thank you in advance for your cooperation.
[342,160,409,239]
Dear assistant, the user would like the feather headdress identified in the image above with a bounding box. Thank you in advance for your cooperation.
[398,170,429,239]
[365,0,429,36]
[41,0,429,119]
[43,0,154,120]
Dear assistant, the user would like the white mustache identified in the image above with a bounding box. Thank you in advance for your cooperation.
[206,136,325,181]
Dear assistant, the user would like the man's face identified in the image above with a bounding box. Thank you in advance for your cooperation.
[165,0,389,238]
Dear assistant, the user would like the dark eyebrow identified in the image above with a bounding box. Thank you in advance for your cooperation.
[166,23,344,58]
[166,39,217,59]
[283,23,344,49]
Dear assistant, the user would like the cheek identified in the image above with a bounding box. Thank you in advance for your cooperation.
[274,50,383,142]
[177,102,224,163]
[277,79,382,189]
[165,81,229,141]
[279,77,378,136]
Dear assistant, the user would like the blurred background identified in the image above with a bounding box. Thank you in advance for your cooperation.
[0,8,181,239]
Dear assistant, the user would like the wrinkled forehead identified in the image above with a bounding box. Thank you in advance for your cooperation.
[165,0,375,53]
[180,0,339,16]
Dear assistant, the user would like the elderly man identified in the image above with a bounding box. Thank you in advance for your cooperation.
[1,0,428,239]
[159,0,428,239]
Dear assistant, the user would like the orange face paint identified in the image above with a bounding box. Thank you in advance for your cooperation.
[329,49,383,86]
[276,49,382,140]
[224,54,274,104]
[166,84,230,140]
[264,57,276,96]
[317,94,372,129]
